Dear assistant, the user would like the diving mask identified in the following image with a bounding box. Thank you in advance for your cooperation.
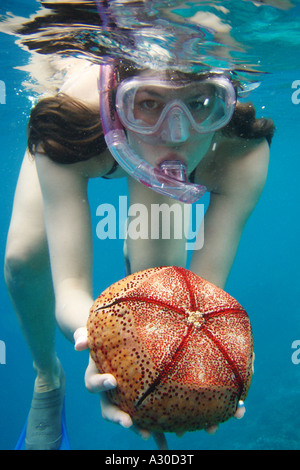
[116,75,236,143]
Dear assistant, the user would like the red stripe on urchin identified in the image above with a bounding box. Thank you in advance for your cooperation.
[135,324,195,408]
[173,266,198,311]
[200,324,244,395]
[95,295,189,318]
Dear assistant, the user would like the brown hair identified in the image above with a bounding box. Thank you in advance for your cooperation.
[28,71,275,164]
[28,93,106,163]
[222,101,275,145]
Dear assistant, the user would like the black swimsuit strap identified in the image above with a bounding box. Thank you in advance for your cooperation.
[189,168,197,184]
[102,159,119,179]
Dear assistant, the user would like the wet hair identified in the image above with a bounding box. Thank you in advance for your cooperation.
[222,101,275,145]
[28,65,275,164]
[28,93,106,163]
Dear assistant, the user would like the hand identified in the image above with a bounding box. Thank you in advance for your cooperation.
[74,328,246,447]
[74,327,151,441]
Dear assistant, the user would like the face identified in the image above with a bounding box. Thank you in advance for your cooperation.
[126,125,214,176]
[120,70,216,176]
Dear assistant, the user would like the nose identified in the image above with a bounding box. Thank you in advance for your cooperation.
[164,107,191,143]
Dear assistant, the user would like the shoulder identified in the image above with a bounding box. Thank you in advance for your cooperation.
[59,62,100,109]
[195,135,270,198]
[35,145,117,180]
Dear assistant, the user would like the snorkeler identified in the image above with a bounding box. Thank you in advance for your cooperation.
[3,2,275,451]
[5,58,274,450]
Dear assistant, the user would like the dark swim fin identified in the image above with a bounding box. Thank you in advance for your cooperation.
[15,401,70,450]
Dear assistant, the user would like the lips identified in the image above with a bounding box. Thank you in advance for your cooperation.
[157,153,186,166]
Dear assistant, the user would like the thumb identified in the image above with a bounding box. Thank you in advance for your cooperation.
[74,327,88,351]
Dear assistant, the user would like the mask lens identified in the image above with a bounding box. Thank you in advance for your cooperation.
[133,86,165,127]
[116,76,236,135]
[186,84,216,125]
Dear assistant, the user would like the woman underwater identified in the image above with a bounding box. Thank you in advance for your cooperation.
[3,3,275,451]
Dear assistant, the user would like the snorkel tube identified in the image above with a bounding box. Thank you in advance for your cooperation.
[99,61,207,203]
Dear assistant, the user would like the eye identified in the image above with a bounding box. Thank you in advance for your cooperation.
[187,97,209,111]
[134,89,165,115]
[140,99,160,111]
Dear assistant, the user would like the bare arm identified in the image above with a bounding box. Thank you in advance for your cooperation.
[190,139,270,288]
[35,152,140,432]
[35,154,99,341]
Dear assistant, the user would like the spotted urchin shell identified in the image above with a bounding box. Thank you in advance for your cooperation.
[87,266,253,433]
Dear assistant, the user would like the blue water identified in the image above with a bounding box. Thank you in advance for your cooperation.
[0,1,300,450]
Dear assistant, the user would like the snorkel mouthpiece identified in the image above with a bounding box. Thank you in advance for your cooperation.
[99,62,207,203]
[159,161,188,183]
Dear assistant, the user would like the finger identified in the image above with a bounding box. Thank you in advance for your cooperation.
[100,393,151,440]
[85,370,117,393]
[205,425,218,434]
[130,424,151,441]
[153,432,168,450]
[84,357,117,392]
[74,327,88,351]
[234,401,246,419]
[100,393,133,429]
